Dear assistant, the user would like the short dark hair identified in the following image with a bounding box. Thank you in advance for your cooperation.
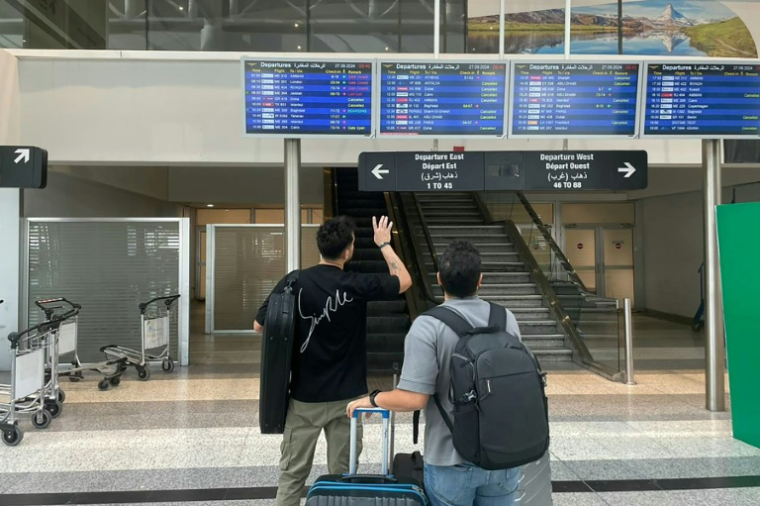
[317,216,356,260]
[439,240,482,298]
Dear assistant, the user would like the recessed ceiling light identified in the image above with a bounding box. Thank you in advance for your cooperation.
[206,204,214,208]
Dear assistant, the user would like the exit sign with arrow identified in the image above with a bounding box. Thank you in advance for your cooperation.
[0,146,48,189]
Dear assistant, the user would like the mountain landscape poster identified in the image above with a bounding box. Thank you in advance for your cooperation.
[467,0,758,57]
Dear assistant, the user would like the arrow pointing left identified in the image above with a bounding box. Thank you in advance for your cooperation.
[14,148,30,164]
[372,164,390,180]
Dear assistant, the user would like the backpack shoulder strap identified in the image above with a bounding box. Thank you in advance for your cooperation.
[488,302,507,330]
[423,306,474,338]
[283,270,300,292]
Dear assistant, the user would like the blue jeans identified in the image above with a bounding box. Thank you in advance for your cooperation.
[424,462,520,506]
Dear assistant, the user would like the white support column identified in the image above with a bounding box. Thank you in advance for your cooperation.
[498,0,505,57]
[703,139,726,412]
[285,139,302,273]
[0,189,21,371]
[564,0,572,58]
[434,0,441,58]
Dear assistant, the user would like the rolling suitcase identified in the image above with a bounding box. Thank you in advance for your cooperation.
[514,451,553,506]
[307,408,429,506]
[259,271,298,434]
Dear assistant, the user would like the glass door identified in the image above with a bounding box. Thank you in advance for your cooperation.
[601,228,634,305]
[564,228,597,293]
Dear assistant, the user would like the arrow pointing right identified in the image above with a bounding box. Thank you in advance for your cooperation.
[618,162,636,178]
[14,148,30,164]
[372,164,390,180]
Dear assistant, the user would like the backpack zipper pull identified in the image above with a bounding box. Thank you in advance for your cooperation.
[487,379,492,394]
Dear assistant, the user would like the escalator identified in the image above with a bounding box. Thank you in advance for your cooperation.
[328,168,624,380]
[333,168,411,373]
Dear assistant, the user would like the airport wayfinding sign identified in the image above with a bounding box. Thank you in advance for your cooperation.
[358,150,647,192]
[0,146,48,189]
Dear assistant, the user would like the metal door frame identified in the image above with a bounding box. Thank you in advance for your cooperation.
[22,218,191,366]
[563,223,634,298]
[195,225,206,301]
[205,223,320,335]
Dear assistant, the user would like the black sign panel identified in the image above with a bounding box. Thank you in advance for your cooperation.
[0,146,48,189]
[395,152,485,191]
[359,150,647,192]
[520,151,648,191]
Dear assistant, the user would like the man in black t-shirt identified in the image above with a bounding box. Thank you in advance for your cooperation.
[254,215,412,506]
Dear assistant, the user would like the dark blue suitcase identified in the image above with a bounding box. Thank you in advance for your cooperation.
[306,408,429,506]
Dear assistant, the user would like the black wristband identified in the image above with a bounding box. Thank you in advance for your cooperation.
[378,242,391,250]
[369,389,382,407]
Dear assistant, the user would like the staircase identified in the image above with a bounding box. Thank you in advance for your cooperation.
[416,192,573,362]
[334,169,411,373]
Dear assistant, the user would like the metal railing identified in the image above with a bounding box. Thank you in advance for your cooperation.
[391,193,442,313]
[474,192,625,382]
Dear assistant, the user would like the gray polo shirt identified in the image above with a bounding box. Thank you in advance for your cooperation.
[396,297,522,467]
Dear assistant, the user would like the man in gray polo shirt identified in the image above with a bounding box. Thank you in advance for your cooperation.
[347,240,523,506]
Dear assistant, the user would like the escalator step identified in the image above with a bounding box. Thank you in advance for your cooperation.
[369,300,408,314]
[368,317,411,333]
[345,260,390,273]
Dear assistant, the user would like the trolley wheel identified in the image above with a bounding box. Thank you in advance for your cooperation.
[57,389,66,404]
[2,427,23,446]
[32,409,52,430]
[46,400,63,419]
[162,359,175,373]
[109,376,121,387]
[68,375,82,383]
[98,379,111,391]
[137,367,151,381]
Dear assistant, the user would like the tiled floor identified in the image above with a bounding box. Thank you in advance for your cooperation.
[1,311,755,506]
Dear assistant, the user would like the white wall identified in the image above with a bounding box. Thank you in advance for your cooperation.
[167,165,324,205]
[12,51,721,167]
[52,165,170,201]
[24,171,184,218]
[640,182,760,318]
[0,49,21,370]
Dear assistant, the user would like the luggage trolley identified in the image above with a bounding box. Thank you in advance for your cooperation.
[100,294,180,386]
[0,307,78,446]
[35,298,125,392]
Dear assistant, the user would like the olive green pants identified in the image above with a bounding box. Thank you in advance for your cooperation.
[276,397,363,506]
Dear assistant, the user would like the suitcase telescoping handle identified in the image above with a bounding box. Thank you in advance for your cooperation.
[350,408,391,477]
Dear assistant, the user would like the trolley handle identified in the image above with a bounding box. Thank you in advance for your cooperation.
[139,294,181,314]
[34,297,81,311]
[7,317,61,349]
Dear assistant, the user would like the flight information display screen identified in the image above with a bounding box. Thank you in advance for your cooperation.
[510,62,640,137]
[378,61,507,137]
[643,63,760,137]
[243,60,373,136]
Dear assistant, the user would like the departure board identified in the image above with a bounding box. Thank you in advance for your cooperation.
[643,63,760,138]
[378,61,507,137]
[243,59,373,136]
[509,62,641,137]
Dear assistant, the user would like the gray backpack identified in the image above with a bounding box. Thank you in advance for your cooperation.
[425,302,550,470]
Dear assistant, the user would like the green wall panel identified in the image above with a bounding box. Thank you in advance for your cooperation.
[717,203,760,449]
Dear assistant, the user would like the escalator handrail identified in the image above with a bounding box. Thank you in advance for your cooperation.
[472,193,623,382]
[514,191,589,292]
[411,193,440,274]
[384,192,427,320]
[395,194,442,308]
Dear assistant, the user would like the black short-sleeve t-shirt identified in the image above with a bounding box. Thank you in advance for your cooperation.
[255,264,400,403]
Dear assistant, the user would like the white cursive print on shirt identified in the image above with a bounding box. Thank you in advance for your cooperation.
[298,288,354,353]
